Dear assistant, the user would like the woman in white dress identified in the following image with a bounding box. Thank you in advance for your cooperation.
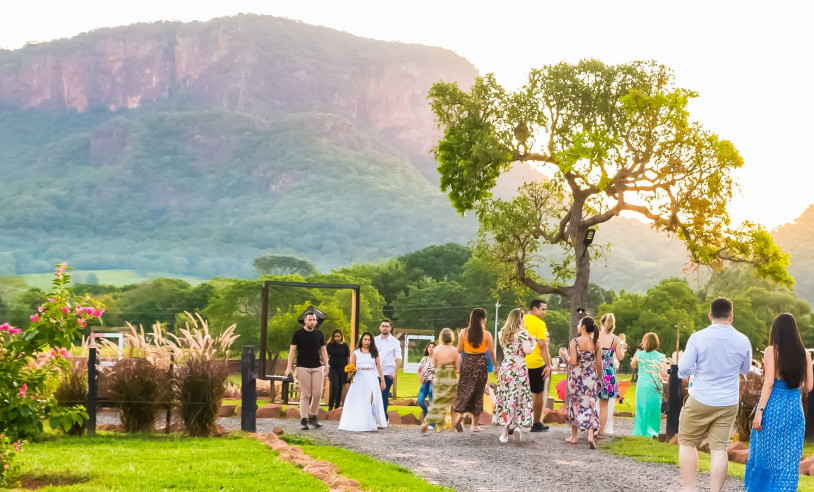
[338,332,388,431]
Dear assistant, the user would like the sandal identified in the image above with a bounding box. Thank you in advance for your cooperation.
[588,438,597,450]
[454,420,464,433]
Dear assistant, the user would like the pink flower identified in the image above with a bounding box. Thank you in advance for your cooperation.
[49,348,57,357]
[61,306,70,314]
[38,305,45,313]
[9,328,21,334]
[60,348,69,357]
[93,308,105,318]
[78,319,87,328]
[0,322,9,331]
[48,298,56,303]
[30,314,39,322]
[19,383,27,398]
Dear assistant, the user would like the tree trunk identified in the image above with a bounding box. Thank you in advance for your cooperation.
[566,196,591,340]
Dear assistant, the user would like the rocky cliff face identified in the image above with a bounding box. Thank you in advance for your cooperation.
[0,15,478,162]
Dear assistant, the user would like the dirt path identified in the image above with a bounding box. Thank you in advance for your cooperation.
[217,416,743,492]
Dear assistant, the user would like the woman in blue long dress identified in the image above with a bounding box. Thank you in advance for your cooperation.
[630,332,666,437]
[745,313,814,491]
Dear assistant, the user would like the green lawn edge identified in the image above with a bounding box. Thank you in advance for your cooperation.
[282,434,453,492]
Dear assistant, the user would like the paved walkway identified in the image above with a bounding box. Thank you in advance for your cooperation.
[217,416,743,492]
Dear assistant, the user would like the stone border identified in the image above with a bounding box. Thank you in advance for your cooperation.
[254,432,363,492]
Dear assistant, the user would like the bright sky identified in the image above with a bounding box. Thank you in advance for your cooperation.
[3,0,812,229]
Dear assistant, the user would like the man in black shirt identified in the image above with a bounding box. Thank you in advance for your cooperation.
[285,312,329,430]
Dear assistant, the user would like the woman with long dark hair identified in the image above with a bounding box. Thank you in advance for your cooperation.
[326,329,350,410]
[338,332,387,431]
[453,308,496,432]
[417,342,436,423]
[745,313,813,491]
[558,316,602,448]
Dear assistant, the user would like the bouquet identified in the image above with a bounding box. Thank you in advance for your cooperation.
[344,364,356,373]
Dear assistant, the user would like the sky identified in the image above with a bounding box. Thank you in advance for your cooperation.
[3,0,812,229]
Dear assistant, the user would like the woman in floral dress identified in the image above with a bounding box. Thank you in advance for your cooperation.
[558,316,602,449]
[493,308,535,442]
[597,313,627,437]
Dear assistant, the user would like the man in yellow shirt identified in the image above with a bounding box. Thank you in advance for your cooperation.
[525,299,551,432]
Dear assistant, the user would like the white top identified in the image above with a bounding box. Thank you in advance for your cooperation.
[355,349,376,370]
[678,323,752,406]
[374,334,402,377]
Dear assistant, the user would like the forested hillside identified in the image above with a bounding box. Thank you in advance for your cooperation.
[0,15,479,277]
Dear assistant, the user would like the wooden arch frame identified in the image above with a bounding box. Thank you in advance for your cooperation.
[258,280,361,379]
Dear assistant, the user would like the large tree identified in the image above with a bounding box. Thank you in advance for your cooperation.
[429,60,791,336]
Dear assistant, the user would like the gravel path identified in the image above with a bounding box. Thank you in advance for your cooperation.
[216,416,744,492]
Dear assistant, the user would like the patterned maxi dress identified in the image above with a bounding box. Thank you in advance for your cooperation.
[492,330,533,428]
[744,379,804,491]
[425,362,458,430]
[599,345,620,399]
[566,338,600,430]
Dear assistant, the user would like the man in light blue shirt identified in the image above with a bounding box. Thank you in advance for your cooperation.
[677,297,751,492]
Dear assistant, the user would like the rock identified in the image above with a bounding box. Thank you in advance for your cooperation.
[98,423,123,432]
[272,426,284,436]
[657,433,667,442]
[614,411,634,418]
[285,407,301,419]
[387,411,402,424]
[328,407,343,421]
[236,405,241,417]
[799,456,814,475]
[258,404,282,419]
[669,433,679,445]
[331,478,361,490]
[697,438,710,454]
[217,404,237,417]
[318,408,330,421]
[729,449,749,465]
[400,413,419,425]
[727,441,747,454]
[478,412,492,426]
[543,411,565,424]
[214,424,227,436]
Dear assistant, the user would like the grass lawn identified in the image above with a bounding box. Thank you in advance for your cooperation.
[10,433,326,491]
[602,436,814,491]
[282,434,453,492]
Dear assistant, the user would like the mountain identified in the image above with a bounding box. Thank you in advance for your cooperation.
[773,205,814,304]
[0,15,481,277]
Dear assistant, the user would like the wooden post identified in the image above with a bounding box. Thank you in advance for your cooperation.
[87,347,98,436]
[350,288,359,351]
[241,346,257,433]
[165,354,174,434]
[666,364,682,437]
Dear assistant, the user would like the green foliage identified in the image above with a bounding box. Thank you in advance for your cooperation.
[429,59,793,337]
[253,254,317,278]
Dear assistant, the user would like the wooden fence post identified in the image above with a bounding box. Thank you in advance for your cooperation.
[666,364,681,438]
[241,346,257,433]
[87,347,98,436]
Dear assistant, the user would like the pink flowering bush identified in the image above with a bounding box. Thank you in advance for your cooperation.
[0,263,103,485]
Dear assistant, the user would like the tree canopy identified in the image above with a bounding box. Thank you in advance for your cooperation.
[429,59,792,335]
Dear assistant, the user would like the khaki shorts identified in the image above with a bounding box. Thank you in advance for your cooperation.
[678,396,738,450]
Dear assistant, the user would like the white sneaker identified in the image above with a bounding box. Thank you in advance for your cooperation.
[499,433,509,443]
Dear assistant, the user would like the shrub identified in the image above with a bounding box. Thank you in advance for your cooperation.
[0,263,100,485]
[168,313,238,437]
[54,362,89,435]
[106,358,168,433]
[734,372,763,442]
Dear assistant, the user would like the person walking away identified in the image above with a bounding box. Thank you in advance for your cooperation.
[338,332,387,431]
[631,332,667,437]
[493,308,535,442]
[745,313,814,491]
[678,297,751,492]
[374,319,402,421]
[422,328,460,433]
[558,316,602,449]
[285,311,329,430]
[326,329,350,411]
[453,308,496,432]
[597,313,627,438]
[524,299,551,432]
[417,342,436,424]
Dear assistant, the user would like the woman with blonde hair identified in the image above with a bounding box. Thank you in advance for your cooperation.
[421,328,461,433]
[597,313,627,437]
[493,308,535,442]
[631,332,667,437]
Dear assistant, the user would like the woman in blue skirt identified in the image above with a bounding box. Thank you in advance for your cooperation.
[745,313,814,491]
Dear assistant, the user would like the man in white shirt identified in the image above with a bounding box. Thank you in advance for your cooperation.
[677,297,751,492]
[374,318,402,420]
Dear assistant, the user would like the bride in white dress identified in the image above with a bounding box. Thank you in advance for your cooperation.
[338,332,388,431]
